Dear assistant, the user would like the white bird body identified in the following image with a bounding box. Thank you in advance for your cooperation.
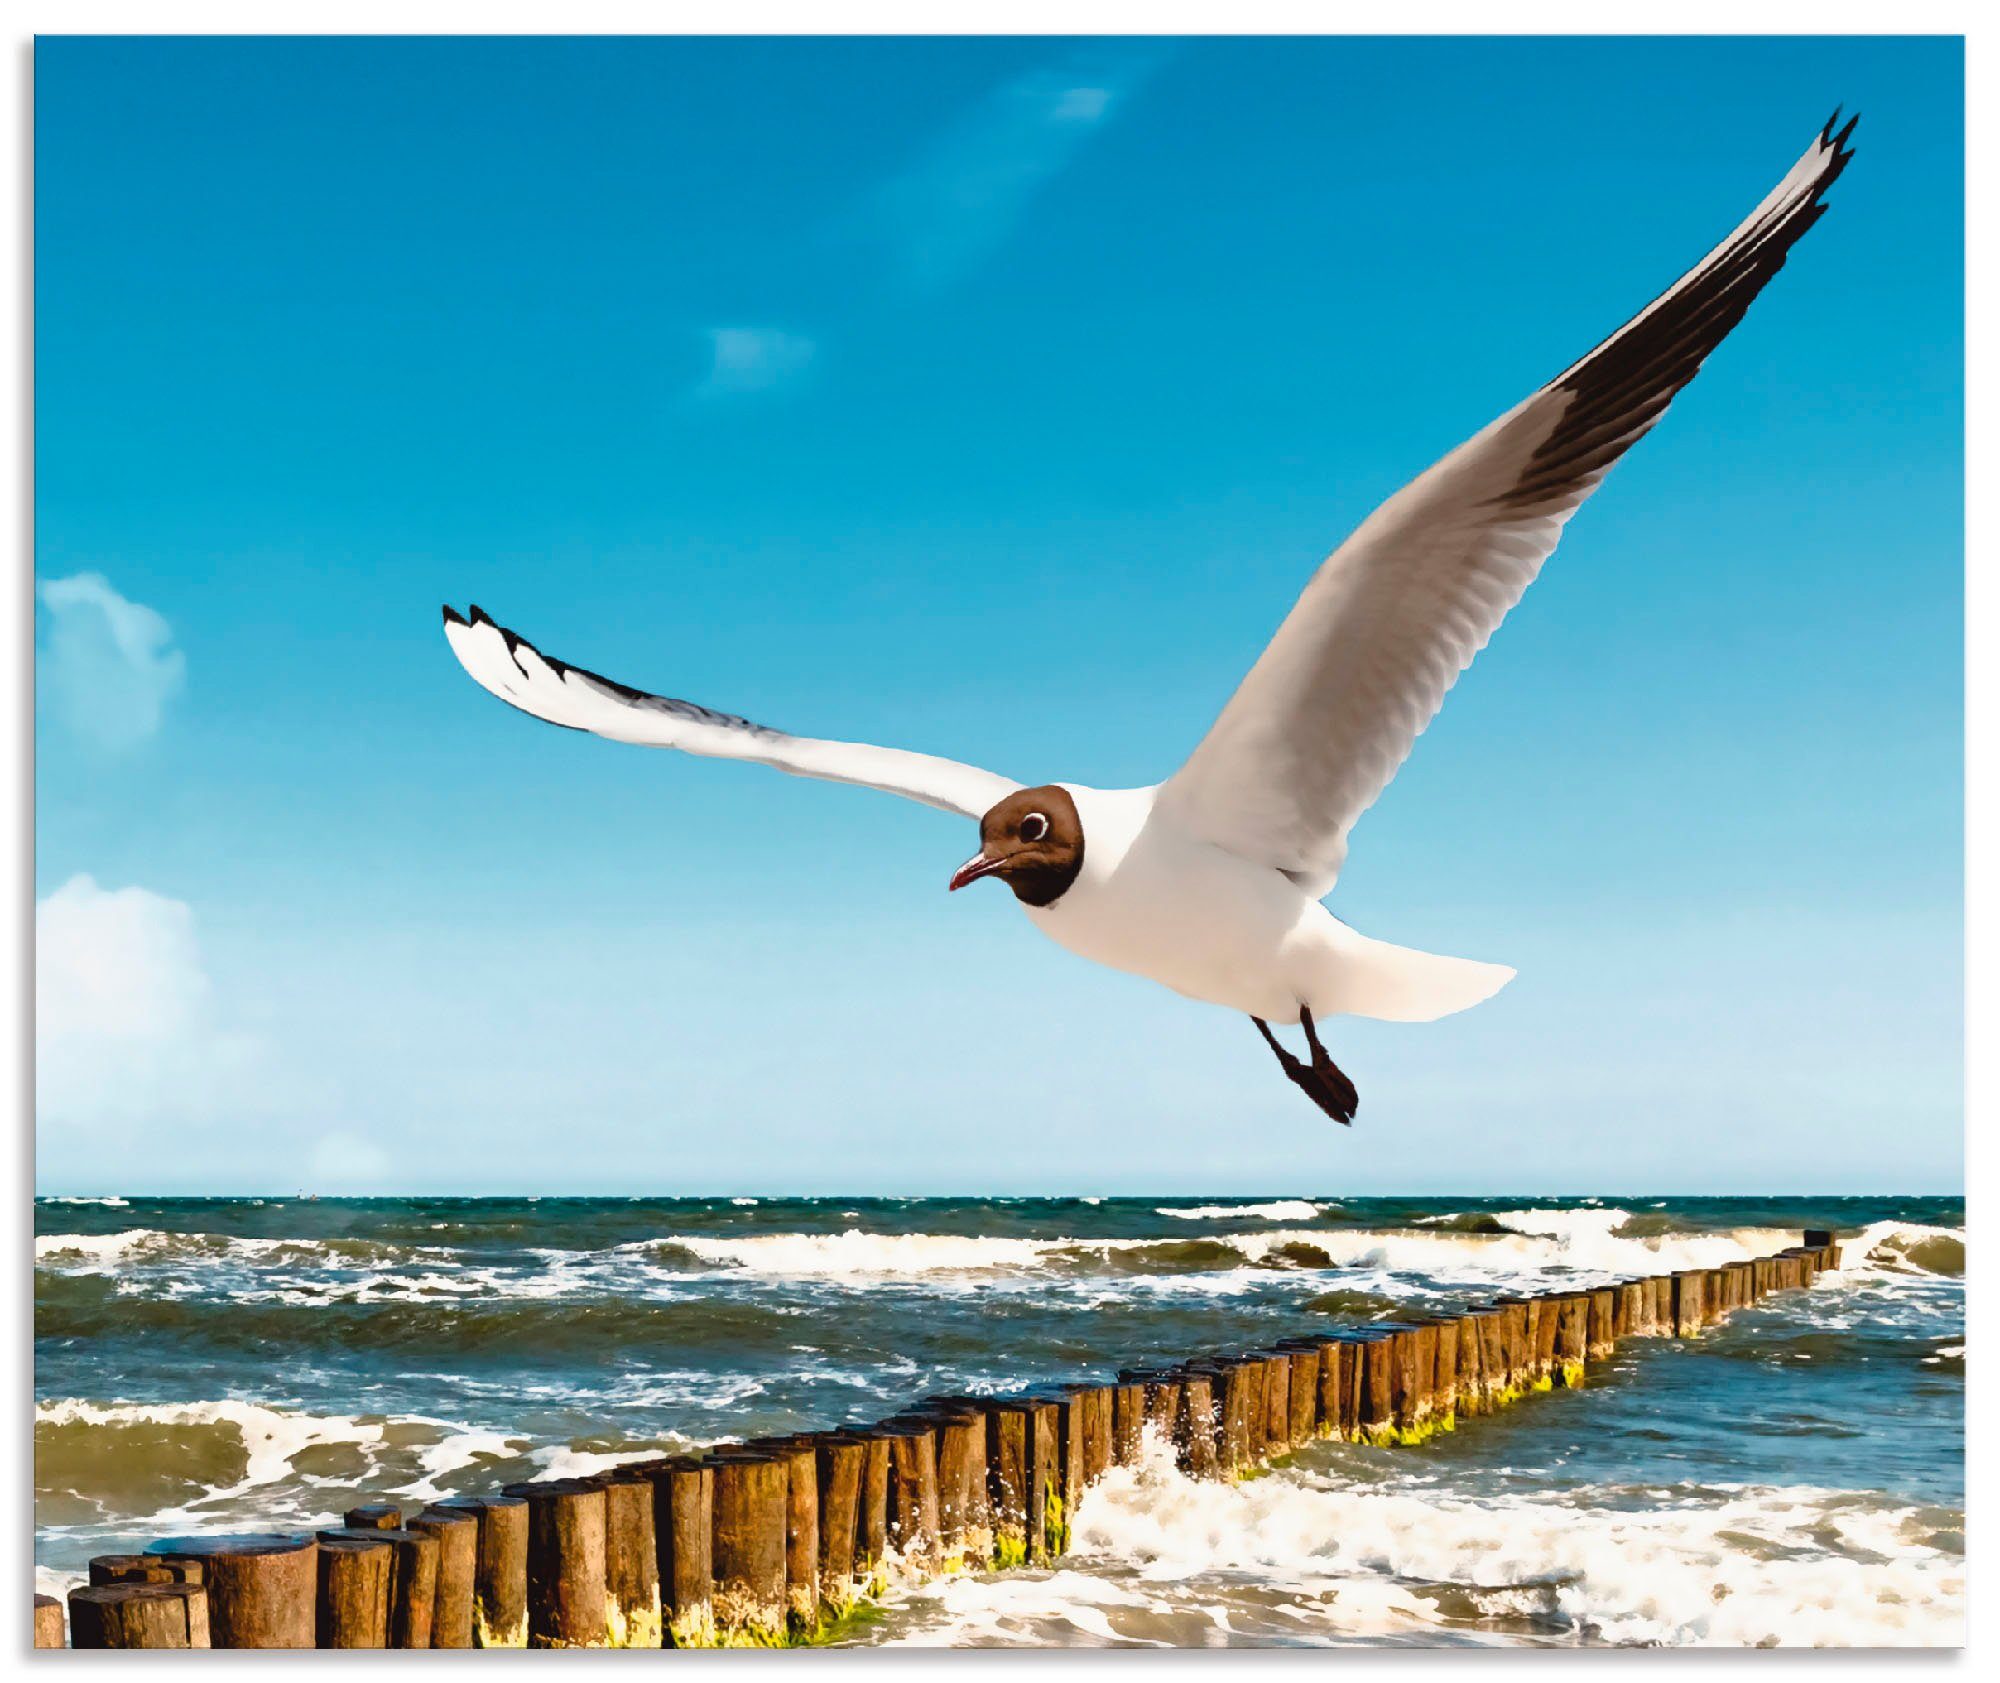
[438,115,1855,1123]
[1027,782,1511,1023]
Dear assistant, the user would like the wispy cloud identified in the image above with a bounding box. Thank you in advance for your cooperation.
[874,54,1155,291]
[36,572,185,752]
[695,326,817,398]
[35,875,280,1128]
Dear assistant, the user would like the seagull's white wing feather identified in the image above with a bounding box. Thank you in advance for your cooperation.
[443,606,1020,820]
[1158,115,1857,896]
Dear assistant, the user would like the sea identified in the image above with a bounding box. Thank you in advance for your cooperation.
[34,1193,1964,1648]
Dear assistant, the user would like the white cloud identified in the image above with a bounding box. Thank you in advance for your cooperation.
[695,327,817,398]
[35,875,274,1128]
[36,573,186,752]
[874,56,1152,291]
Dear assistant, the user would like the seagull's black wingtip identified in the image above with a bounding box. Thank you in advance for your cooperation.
[441,603,468,627]
[468,604,495,628]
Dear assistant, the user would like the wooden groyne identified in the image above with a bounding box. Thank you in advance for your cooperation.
[35,1235,1842,1648]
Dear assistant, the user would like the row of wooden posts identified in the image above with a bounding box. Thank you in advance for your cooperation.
[35,1233,1842,1649]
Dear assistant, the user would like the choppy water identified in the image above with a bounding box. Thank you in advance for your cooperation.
[35,1194,1963,1646]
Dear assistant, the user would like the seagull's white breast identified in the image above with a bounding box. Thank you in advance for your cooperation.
[1023,784,1327,1023]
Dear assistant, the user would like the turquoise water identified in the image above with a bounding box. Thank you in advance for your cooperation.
[35,1194,1963,1645]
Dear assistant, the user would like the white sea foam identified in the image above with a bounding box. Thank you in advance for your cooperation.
[1159,1201,1322,1222]
[883,1434,1964,1648]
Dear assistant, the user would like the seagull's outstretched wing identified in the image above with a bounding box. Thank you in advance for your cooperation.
[1157,114,1857,896]
[442,606,1020,820]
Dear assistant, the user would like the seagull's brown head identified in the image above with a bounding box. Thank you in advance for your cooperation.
[948,785,1085,908]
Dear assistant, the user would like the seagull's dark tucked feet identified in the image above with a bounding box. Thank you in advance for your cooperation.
[1252,1013,1359,1126]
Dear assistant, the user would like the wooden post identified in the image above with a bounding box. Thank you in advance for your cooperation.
[35,1592,67,1648]
[1025,1399,1062,1560]
[1429,1318,1460,1431]
[345,1504,402,1531]
[637,1458,713,1648]
[146,1534,316,1649]
[1489,1297,1533,1396]
[68,1582,210,1648]
[501,1477,605,1649]
[709,1449,788,1645]
[919,1414,970,1570]
[1113,1381,1146,1466]
[408,1506,478,1649]
[850,1432,893,1587]
[882,1421,943,1574]
[1172,1367,1219,1479]
[1393,1323,1435,1442]
[1355,1330,1397,1444]
[1671,1270,1706,1336]
[814,1434,865,1615]
[1452,1313,1489,1419]
[1123,1367,1182,1448]
[984,1404,1034,1569]
[315,1533,390,1647]
[1588,1288,1617,1359]
[1530,1296,1562,1387]
[1329,1335,1365,1439]
[1555,1293,1590,1386]
[1259,1351,1293,1454]
[433,1494,527,1649]
[1279,1346,1320,1445]
[772,1440,821,1637]
[89,1555,202,1587]
[598,1471,662,1648]
[318,1527,436,1649]
[1240,1356,1269,1462]
[1081,1384,1116,1484]
[1049,1390,1087,1544]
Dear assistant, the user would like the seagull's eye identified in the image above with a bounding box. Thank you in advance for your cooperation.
[1020,812,1049,843]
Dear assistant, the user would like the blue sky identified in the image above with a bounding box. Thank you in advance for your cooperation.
[34,35,1962,1194]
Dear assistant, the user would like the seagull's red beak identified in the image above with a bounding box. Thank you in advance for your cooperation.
[949,852,1007,892]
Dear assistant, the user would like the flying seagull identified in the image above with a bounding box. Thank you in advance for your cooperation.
[443,114,1855,1127]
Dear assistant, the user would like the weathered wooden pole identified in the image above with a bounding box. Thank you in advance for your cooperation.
[597,1470,662,1648]
[1047,1390,1087,1545]
[638,1457,713,1648]
[851,1432,893,1587]
[1588,1288,1617,1359]
[35,1592,67,1648]
[1553,1293,1590,1386]
[1082,1384,1117,1483]
[1459,1312,1493,1419]
[1329,1334,1367,1439]
[1173,1367,1219,1479]
[814,1434,865,1616]
[1393,1323,1435,1441]
[1670,1270,1706,1336]
[1113,1381,1146,1466]
[318,1527,437,1649]
[345,1503,403,1531]
[409,1505,478,1648]
[68,1582,210,1649]
[88,1555,203,1587]
[984,1404,1034,1569]
[772,1439,821,1637]
[1470,1309,1511,1409]
[1355,1330,1397,1444]
[1281,1345,1320,1445]
[501,1477,605,1649]
[1259,1351,1293,1454]
[314,1532,391,1647]
[708,1449,788,1646]
[921,1410,982,1570]
[434,1493,527,1648]
[1428,1318,1460,1431]
[882,1421,942,1574]
[146,1534,317,1649]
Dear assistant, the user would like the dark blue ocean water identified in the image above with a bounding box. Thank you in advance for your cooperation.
[35,1193,1963,1645]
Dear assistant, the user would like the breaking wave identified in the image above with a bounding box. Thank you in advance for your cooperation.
[878,1434,1964,1648]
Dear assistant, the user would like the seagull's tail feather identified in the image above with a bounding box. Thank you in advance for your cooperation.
[1308,921,1515,1024]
